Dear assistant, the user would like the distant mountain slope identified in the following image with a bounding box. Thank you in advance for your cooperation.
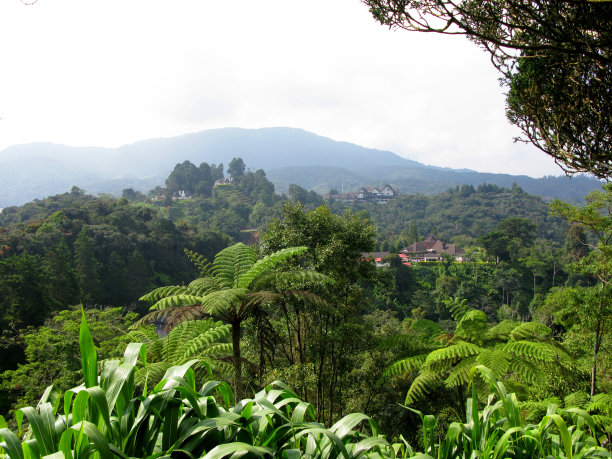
[0,127,601,207]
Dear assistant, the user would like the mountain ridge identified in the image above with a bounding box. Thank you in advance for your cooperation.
[0,127,600,206]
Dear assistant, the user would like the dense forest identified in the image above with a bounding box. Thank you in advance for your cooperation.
[0,155,610,457]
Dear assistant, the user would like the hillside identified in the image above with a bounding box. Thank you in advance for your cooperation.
[0,127,600,206]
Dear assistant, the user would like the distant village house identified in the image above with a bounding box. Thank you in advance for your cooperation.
[400,234,465,262]
[324,185,398,203]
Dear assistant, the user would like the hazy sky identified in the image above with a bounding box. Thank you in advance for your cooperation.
[0,0,563,177]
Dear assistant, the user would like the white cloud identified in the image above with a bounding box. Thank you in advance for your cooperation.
[0,0,563,177]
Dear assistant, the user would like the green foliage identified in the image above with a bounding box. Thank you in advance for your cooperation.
[401,366,611,458]
[0,307,136,417]
[128,319,232,388]
[140,242,320,397]
[0,316,397,459]
[384,302,572,406]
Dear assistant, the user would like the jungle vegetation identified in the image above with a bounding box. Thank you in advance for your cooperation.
[0,160,611,456]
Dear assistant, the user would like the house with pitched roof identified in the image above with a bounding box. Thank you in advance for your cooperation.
[401,234,465,262]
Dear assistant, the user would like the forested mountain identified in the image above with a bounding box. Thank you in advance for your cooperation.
[0,127,600,206]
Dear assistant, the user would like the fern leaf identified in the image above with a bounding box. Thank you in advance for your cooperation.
[442,297,470,321]
[184,248,213,277]
[405,370,441,405]
[409,319,445,338]
[188,277,219,296]
[564,391,590,409]
[483,320,520,343]
[425,342,481,370]
[139,285,189,303]
[200,288,248,320]
[476,349,510,379]
[445,355,477,387]
[150,294,203,310]
[237,246,308,289]
[381,354,427,379]
[509,322,552,341]
[508,358,541,386]
[504,340,556,362]
[212,243,258,288]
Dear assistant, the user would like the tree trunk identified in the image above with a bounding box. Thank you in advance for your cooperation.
[232,320,242,399]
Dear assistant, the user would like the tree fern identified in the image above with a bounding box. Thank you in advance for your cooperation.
[138,242,326,397]
[130,318,232,387]
[383,299,573,407]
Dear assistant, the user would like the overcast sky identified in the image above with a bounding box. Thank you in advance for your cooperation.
[0,0,563,177]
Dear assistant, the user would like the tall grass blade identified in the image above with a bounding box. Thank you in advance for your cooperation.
[79,308,97,389]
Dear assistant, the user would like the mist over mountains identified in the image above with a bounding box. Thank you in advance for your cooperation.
[0,127,600,207]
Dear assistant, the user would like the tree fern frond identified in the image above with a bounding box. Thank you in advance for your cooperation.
[131,308,177,329]
[381,354,427,379]
[405,370,442,405]
[442,297,470,321]
[425,342,481,370]
[409,319,445,338]
[184,248,213,277]
[504,340,556,363]
[508,358,541,386]
[198,343,233,357]
[245,291,281,307]
[445,355,477,387]
[135,361,168,387]
[455,309,488,341]
[476,349,510,379]
[237,246,308,289]
[200,288,248,320]
[284,290,339,315]
[188,277,219,296]
[483,320,520,343]
[509,322,552,341]
[564,391,590,409]
[212,243,258,288]
[587,393,612,414]
[379,334,427,351]
[265,270,333,290]
[139,285,189,303]
[150,294,203,310]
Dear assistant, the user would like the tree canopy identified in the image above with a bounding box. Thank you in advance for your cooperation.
[363,0,612,178]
